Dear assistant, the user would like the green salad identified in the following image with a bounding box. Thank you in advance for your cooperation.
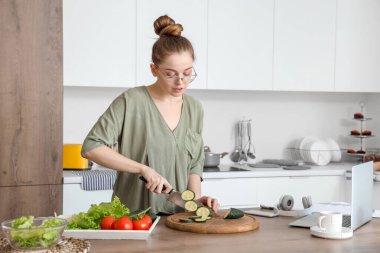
[10,216,65,248]
[67,196,130,229]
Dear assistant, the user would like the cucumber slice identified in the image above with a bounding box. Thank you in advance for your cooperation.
[184,200,198,212]
[181,190,195,201]
[224,208,244,219]
[188,216,202,220]
[179,218,193,223]
[196,207,210,218]
[194,216,208,223]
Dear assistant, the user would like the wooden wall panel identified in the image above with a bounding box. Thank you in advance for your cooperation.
[0,184,63,221]
[0,0,63,186]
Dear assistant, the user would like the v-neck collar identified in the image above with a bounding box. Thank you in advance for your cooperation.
[143,86,185,134]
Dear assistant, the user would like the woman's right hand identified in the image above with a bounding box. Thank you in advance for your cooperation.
[140,166,172,194]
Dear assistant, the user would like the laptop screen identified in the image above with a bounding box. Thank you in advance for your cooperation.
[350,161,373,230]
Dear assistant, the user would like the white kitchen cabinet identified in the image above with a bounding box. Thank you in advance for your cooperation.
[335,0,380,92]
[136,0,207,89]
[273,0,336,91]
[257,176,346,209]
[63,183,113,216]
[207,0,274,90]
[202,178,257,208]
[63,0,136,87]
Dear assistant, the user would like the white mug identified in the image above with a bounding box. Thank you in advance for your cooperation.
[318,211,342,233]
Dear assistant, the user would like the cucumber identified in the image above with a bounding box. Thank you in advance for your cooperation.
[184,200,198,212]
[181,190,195,201]
[179,218,193,223]
[224,208,244,219]
[196,207,210,218]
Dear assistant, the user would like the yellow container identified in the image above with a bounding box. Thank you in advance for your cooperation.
[63,144,90,170]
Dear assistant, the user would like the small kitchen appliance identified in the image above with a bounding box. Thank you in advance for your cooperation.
[63,144,91,170]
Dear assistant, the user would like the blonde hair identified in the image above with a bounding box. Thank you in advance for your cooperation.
[152,15,195,65]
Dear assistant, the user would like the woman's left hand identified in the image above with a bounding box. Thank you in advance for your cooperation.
[198,196,220,212]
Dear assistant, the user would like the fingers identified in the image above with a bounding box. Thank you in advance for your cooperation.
[200,196,220,212]
[141,169,172,193]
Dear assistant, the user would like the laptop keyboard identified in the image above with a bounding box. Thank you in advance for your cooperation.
[289,212,352,228]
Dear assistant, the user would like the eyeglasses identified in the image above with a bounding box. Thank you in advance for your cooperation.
[155,65,197,84]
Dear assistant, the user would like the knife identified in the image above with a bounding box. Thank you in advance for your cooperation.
[139,176,220,216]
[139,176,187,209]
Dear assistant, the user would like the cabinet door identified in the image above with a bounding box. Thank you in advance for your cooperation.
[136,0,207,89]
[257,176,345,209]
[273,0,336,91]
[335,0,380,92]
[208,0,274,90]
[202,178,257,208]
[63,0,136,87]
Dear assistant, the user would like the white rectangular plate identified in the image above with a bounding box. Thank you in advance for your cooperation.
[63,216,160,240]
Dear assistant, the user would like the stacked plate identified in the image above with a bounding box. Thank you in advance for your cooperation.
[296,136,341,166]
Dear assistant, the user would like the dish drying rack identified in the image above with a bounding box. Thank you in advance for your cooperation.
[287,147,341,166]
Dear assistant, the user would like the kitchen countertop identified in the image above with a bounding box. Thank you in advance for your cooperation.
[63,163,353,184]
[87,214,380,253]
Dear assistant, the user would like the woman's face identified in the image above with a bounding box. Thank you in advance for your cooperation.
[152,51,195,97]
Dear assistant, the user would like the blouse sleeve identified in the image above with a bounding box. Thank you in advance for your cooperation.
[81,95,126,157]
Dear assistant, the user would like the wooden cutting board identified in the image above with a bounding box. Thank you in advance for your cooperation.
[165,212,259,234]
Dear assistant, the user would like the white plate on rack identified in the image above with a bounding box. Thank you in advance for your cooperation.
[308,140,331,166]
[299,136,320,162]
[324,138,341,162]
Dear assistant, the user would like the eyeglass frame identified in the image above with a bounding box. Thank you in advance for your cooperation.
[154,64,197,84]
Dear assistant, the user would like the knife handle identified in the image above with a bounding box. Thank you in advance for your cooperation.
[139,176,169,192]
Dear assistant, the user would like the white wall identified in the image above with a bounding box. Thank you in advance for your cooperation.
[64,87,379,164]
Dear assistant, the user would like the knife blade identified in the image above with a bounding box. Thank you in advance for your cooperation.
[138,176,186,208]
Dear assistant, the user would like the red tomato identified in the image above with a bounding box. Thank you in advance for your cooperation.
[132,215,153,230]
[112,216,134,230]
[100,216,116,230]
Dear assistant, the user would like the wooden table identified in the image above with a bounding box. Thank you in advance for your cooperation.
[89,215,380,253]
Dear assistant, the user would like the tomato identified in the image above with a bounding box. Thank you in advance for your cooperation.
[112,216,134,230]
[100,216,116,230]
[132,215,153,230]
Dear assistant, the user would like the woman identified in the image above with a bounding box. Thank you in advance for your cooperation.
[81,15,219,214]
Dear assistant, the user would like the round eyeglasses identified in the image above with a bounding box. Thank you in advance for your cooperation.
[155,65,197,84]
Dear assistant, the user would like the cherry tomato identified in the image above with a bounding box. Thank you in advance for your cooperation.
[132,215,153,230]
[100,216,116,230]
[112,216,133,230]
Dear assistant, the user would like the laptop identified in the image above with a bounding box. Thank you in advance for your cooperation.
[289,161,373,230]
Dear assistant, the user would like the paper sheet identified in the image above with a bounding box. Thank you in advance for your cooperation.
[313,202,352,215]
[314,202,380,218]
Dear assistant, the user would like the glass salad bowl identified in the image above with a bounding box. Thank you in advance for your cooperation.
[1,216,67,251]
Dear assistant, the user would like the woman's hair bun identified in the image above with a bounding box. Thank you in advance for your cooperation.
[154,15,183,37]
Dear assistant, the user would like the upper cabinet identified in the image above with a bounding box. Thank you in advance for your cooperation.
[273,0,336,91]
[335,0,380,92]
[136,0,208,89]
[62,0,380,92]
[63,0,136,87]
[208,0,274,90]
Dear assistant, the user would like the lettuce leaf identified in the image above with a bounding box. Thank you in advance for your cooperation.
[67,196,130,230]
[10,217,65,249]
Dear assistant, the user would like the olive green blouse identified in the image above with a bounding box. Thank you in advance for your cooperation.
[81,86,204,214]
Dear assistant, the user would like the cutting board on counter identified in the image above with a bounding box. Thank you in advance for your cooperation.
[165,212,259,234]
